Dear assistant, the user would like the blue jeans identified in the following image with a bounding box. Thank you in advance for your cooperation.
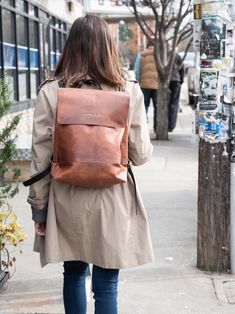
[63,261,119,314]
[141,88,158,131]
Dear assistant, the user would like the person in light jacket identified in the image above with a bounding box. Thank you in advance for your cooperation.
[27,15,153,314]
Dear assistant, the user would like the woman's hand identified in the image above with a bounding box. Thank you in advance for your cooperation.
[35,222,46,236]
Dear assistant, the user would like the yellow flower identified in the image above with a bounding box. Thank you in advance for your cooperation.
[0,211,27,249]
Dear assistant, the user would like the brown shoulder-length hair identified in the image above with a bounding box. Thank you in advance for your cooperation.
[55,15,125,89]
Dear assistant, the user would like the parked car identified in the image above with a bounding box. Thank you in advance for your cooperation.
[187,65,200,110]
[179,52,200,110]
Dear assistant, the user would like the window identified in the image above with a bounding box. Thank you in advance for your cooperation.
[5,69,17,101]
[56,31,62,52]
[15,0,26,12]
[62,33,67,49]
[17,14,28,69]
[16,14,27,46]
[50,28,56,70]
[39,9,48,20]
[18,70,27,100]
[16,14,28,100]
[17,46,28,68]
[29,20,39,98]
[1,0,14,6]
[30,70,38,98]
[29,20,39,49]
[28,3,37,16]
[0,3,69,101]
[2,9,15,44]
[0,44,2,70]
[50,28,56,51]
[2,9,16,69]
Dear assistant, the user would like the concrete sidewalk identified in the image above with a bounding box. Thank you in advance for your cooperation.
[1,105,235,313]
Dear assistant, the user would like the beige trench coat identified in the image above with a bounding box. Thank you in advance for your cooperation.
[27,79,154,269]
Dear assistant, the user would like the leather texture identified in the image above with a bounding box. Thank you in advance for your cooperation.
[52,88,130,188]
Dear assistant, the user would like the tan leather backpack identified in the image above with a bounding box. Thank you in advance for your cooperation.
[24,80,130,189]
[52,85,130,188]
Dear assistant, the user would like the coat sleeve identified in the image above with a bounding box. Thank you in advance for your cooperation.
[27,87,53,218]
[128,83,153,166]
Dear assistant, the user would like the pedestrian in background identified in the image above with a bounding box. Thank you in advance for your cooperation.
[168,53,185,132]
[134,39,158,133]
[27,15,153,314]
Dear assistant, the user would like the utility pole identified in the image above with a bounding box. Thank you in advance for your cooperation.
[196,0,234,272]
[228,0,235,274]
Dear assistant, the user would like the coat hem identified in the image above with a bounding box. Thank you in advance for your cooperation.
[34,249,154,270]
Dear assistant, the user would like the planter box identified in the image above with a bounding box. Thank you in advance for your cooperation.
[0,270,10,289]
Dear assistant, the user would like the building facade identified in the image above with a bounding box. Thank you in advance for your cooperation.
[0,0,146,168]
[0,0,83,164]
[0,0,83,105]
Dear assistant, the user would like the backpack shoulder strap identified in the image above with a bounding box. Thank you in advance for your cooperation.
[58,80,66,88]
[39,77,56,90]
[128,79,138,84]
[122,79,138,92]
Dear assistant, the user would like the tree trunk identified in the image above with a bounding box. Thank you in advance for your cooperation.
[197,139,231,272]
[156,81,170,140]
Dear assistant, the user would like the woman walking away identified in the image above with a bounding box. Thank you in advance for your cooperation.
[26,15,154,314]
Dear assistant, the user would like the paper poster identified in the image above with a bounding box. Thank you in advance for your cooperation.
[199,70,219,111]
[221,74,235,101]
[200,17,226,60]
[199,110,230,142]
[199,73,233,142]
[198,0,234,143]
[201,0,232,22]
[233,79,235,106]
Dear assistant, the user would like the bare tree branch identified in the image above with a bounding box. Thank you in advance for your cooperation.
[180,37,194,63]
[139,12,155,36]
[177,26,193,45]
[126,0,193,80]
[164,0,185,73]
[148,0,160,27]
[160,0,168,31]
[129,0,151,40]
[176,0,193,29]
[124,0,194,139]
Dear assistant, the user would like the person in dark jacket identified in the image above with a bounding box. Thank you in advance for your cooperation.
[168,53,185,132]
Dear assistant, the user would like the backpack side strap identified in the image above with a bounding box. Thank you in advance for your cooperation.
[23,164,51,187]
[128,163,138,215]
[24,160,138,215]
[24,163,136,188]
